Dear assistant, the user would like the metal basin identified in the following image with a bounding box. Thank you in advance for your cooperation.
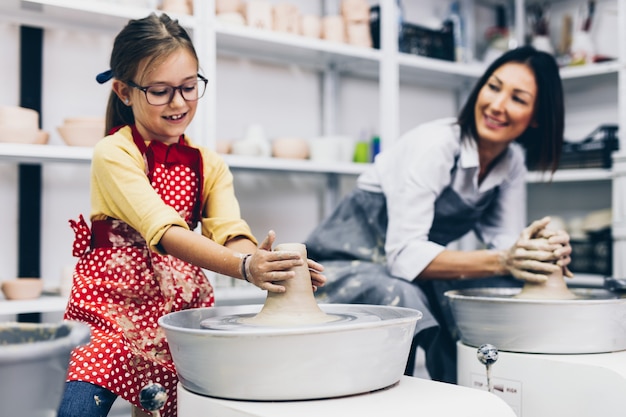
[445,288,626,354]
[159,304,421,401]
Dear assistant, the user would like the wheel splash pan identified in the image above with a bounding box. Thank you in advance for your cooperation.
[159,304,421,401]
[445,288,626,354]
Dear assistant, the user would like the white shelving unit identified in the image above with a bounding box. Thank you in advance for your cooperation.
[0,0,623,317]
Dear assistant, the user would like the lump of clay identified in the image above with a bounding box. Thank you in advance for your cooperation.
[515,264,576,300]
[242,243,338,326]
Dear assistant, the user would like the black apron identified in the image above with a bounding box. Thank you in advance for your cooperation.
[305,187,520,383]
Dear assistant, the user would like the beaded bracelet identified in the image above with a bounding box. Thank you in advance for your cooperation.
[241,253,252,282]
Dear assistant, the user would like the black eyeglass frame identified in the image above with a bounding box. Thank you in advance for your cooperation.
[126,74,208,106]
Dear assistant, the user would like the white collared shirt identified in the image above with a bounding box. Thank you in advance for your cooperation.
[357,118,527,280]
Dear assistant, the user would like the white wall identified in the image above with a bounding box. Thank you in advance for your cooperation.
[0,0,619,290]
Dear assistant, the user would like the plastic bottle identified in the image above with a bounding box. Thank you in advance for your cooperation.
[448,1,465,62]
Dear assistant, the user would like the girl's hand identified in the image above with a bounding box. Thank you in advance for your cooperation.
[246,231,308,293]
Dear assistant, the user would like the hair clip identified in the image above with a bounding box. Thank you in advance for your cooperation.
[96,69,114,84]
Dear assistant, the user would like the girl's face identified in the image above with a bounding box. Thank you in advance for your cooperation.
[474,62,537,147]
[129,49,199,144]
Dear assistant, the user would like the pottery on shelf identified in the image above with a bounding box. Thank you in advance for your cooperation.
[1,278,44,300]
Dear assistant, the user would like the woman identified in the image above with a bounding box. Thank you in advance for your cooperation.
[305,46,572,384]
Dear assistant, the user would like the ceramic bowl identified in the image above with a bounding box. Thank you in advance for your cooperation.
[57,117,105,147]
[1,278,44,300]
[272,137,309,159]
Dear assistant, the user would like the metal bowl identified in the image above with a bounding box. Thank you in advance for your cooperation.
[159,304,421,401]
[445,288,626,354]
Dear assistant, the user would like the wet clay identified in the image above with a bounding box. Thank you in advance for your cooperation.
[515,266,576,300]
[241,243,338,326]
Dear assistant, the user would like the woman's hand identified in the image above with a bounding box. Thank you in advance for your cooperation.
[500,217,564,283]
[535,225,574,278]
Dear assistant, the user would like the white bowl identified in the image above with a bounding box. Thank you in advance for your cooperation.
[1,278,43,300]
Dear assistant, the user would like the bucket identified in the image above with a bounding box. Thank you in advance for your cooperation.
[0,321,90,416]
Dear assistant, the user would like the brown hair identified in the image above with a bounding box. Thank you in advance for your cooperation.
[102,13,199,133]
[457,46,564,173]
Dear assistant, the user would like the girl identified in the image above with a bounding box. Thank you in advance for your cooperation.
[304,46,572,384]
[57,13,324,417]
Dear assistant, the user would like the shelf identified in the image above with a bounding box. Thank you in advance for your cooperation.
[223,155,368,175]
[398,54,483,89]
[526,168,612,183]
[0,143,92,164]
[0,295,67,315]
[0,0,195,33]
[0,287,267,315]
[215,22,382,78]
[0,144,368,176]
[560,61,620,91]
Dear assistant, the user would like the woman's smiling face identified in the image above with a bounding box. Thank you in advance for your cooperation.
[474,62,538,147]
[130,48,199,144]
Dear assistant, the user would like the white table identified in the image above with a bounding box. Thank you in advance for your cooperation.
[178,376,517,417]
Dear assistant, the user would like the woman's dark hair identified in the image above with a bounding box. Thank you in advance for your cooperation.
[457,46,564,173]
[104,13,199,133]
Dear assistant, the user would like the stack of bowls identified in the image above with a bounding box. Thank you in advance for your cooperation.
[57,117,105,147]
[0,106,47,144]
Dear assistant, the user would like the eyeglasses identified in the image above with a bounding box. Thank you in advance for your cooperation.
[127,74,208,106]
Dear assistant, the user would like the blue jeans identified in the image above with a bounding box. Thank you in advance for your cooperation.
[56,381,117,417]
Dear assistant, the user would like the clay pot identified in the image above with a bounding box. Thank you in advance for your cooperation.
[0,106,40,144]
[0,105,38,127]
[160,0,192,15]
[0,126,40,144]
[244,0,273,30]
[1,278,43,300]
[57,117,105,147]
[300,15,321,38]
[215,139,232,154]
[341,0,371,23]
[243,243,335,325]
[215,0,242,14]
[322,15,345,43]
[216,12,246,26]
[273,3,300,34]
[346,22,372,47]
[271,137,309,159]
[515,268,576,300]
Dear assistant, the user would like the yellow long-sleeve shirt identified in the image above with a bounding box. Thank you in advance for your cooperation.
[90,126,256,254]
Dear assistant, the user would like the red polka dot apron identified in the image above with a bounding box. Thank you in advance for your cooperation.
[65,126,214,416]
